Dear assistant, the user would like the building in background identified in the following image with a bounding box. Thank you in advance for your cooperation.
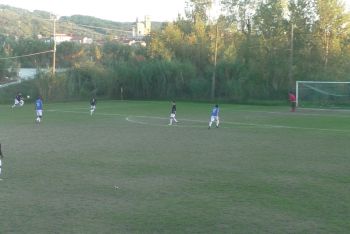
[52,33,72,44]
[132,16,151,38]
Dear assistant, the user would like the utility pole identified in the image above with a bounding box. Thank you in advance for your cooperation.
[52,16,56,76]
[211,23,218,101]
[288,23,294,87]
[324,27,330,68]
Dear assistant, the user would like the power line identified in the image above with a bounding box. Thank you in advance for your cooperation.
[0,50,54,60]
[0,22,131,62]
[0,19,136,64]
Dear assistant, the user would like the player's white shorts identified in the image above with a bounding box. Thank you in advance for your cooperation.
[14,99,24,106]
[36,110,43,117]
[170,113,176,118]
[91,105,96,111]
[210,116,219,122]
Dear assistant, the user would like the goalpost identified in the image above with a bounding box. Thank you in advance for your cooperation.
[296,81,350,108]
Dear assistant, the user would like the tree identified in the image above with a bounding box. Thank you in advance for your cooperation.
[102,41,134,67]
[56,42,86,68]
[13,38,52,68]
[221,0,259,34]
[0,37,21,81]
[185,0,214,22]
[314,0,350,68]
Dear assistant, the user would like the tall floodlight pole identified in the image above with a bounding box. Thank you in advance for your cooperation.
[52,16,56,76]
[288,23,294,87]
[210,0,219,101]
[211,23,218,101]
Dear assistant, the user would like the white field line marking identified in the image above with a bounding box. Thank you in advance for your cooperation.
[47,109,350,133]
[48,106,349,118]
[125,116,209,129]
[47,109,123,117]
[227,109,350,118]
[128,116,350,133]
[301,107,350,112]
[125,117,148,125]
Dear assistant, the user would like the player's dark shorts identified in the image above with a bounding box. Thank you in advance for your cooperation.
[291,102,296,108]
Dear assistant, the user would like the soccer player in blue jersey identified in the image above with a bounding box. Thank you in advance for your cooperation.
[35,96,43,123]
[168,101,178,125]
[90,97,97,115]
[208,104,220,129]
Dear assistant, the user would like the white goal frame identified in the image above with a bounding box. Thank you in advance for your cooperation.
[296,81,350,107]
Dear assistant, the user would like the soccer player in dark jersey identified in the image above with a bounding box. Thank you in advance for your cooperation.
[208,104,220,129]
[168,101,178,125]
[12,92,24,108]
[90,97,97,115]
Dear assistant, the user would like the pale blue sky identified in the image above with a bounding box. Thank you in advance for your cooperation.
[0,0,187,22]
[0,0,349,22]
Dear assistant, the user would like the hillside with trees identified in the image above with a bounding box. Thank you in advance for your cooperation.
[0,4,136,39]
[1,1,350,103]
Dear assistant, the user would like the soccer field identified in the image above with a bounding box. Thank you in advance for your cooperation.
[0,100,349,233]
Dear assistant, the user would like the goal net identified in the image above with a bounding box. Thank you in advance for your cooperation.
[296,81,350,108]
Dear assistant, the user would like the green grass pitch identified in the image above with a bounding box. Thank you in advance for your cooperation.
[0,100,349,233]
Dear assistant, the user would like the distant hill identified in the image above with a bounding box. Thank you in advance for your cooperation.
[0,4,164,40]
